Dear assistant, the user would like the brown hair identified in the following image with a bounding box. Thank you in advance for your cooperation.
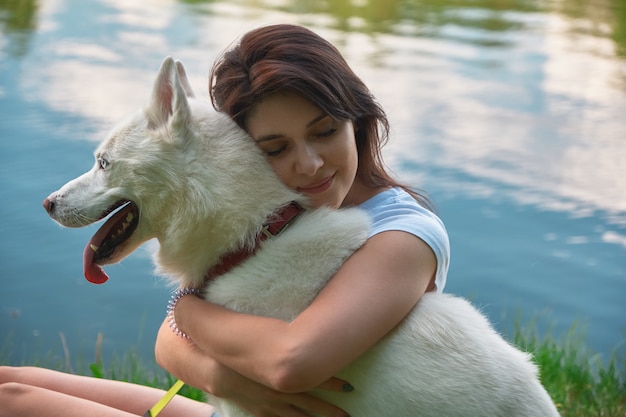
[210,24,432,210]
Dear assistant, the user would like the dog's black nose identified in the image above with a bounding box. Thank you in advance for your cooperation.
[43,197,55,214]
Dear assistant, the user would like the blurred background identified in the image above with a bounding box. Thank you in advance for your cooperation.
[1,0,624,368]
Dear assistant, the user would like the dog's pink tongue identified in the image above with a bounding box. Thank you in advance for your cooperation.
[82,214,118,284]
[80,201,136,285]
[83,243,109,284]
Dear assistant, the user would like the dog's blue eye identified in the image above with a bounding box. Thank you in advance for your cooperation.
[98,157,109,170]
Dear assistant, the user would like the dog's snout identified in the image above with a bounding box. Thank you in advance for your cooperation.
[43,196,56,214]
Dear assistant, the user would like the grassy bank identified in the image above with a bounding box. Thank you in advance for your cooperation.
[2,324,625,416]
[512,323,625,416]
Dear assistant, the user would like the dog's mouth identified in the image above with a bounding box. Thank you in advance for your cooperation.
[83,200,140,284]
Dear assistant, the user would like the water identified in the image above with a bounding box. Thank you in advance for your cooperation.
[1,0,625,367]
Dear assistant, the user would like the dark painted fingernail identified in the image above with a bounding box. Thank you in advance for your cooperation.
[342,383,354,392]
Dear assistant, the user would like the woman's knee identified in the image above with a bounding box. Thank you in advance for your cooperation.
[0,367,40,395]
[0,365,36,384]
[0,380,31,396]
[0,379,45,417]
[0,365,17,384]
[0,367,25,404]
[0,380,34,416]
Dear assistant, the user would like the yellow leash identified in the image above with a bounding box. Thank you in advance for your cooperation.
[143,379,186,417]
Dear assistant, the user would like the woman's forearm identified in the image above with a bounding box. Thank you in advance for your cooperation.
[155,318,224,394]
[173,297,302,391]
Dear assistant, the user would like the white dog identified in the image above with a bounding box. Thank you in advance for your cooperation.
[43,57,559,417]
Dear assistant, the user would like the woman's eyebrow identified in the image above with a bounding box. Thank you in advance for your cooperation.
[255,113,328,143]
[255,133,282,143]
[306,113,328,127]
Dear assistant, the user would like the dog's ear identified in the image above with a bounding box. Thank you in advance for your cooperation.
[146,57,191,137]
[175,60,195,98]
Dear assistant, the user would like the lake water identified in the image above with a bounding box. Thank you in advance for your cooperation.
[1,0,625,368]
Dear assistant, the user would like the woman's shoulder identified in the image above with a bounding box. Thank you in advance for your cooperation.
[357,187,447,241]
[358,188,440,223]
[358,187,450,291]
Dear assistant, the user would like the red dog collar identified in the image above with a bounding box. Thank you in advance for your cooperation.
[205,202,304,280]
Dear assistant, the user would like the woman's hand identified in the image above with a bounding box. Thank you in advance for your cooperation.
[155,319,351,417]
[211,362,352,417]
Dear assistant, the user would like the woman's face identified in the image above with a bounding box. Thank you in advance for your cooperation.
[245,92,358,209]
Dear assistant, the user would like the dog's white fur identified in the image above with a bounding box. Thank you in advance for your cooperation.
[45,57,559,416]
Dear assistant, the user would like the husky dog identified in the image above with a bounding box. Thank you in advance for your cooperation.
[43,57,559,417]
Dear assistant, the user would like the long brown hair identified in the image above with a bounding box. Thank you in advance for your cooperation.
[210,24,432,210]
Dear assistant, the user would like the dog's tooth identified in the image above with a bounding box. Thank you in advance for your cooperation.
[90,244,99,252]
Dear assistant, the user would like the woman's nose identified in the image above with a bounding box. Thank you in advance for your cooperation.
[294,144,323,176]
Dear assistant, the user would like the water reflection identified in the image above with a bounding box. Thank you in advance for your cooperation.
[2,0,624,221]
[0,0,39,57]
[183,0,626,56]
[3,0,625,57]
[223,0,544,38]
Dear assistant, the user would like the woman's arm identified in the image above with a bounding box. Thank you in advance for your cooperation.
[174,230,437,392]
[155,318,221,393]
[155,319,353,417]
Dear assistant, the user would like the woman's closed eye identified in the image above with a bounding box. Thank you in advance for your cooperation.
[259,120,340,157]
[265,144,287,157]
[315,127,337,138]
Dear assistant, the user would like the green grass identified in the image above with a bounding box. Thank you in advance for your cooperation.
[86,356,206,402]
[2,324,625,416]
[512,323,625,416]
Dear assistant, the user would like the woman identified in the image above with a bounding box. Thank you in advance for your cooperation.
[0,24,449,417]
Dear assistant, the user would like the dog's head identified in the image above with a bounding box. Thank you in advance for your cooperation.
[43,58,226,284]
[44,57,301,285]
[43,58,195,283]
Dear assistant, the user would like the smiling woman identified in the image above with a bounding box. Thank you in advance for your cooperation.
[210,23,434,211]
[246,92,360,209]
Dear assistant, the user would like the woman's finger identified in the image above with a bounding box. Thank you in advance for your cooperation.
[287,392,351,417]
[314,377,354,393]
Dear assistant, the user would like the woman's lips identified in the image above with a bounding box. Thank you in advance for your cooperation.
[297,174,334,194]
